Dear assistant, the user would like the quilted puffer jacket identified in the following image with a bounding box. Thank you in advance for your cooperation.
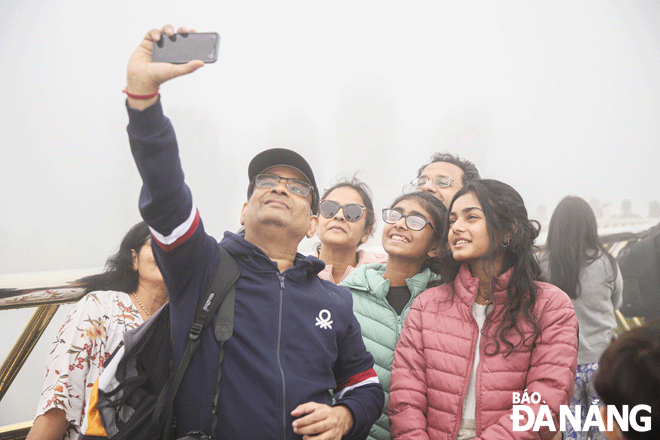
[341,263,438,440]
[389,264,578,440]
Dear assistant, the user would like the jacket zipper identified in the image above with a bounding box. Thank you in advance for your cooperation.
[462,299,492,438]
[453,304,480,440]
[473,308,492,437]
[398,279,418,335]
[382,299,403,336]
[388,278,417,337]
[278,274,287,437]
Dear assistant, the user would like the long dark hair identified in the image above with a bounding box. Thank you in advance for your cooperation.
[388,191,447,275]
[440,179,543,356]
[76,221,151,294]
[546,196,617,299]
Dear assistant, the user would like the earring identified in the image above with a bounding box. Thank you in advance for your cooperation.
[361,237,367,243]
[501,238,510,248]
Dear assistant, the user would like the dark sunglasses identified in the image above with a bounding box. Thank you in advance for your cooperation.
[382,208,435,232]
[320,200,366,222]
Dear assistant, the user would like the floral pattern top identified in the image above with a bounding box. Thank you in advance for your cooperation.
[35,290,143,440]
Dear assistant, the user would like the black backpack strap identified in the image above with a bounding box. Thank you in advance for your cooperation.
[210,277,236,438]
[153,245,241,434]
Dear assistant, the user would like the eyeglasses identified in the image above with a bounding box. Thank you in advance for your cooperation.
[254,173,314,197]
[408,176,460,190]
[382,209,435,232]
[320,200,366,222]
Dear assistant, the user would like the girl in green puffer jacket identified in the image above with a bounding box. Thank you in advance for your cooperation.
[340,191,447,440]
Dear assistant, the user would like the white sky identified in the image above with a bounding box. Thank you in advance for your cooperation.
[1,0,659,275]
[1,0,659,424]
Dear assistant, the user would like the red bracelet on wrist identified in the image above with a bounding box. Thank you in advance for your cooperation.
[122,88,160,100]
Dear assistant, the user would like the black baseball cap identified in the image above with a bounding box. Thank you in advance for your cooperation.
[247,148,319,214]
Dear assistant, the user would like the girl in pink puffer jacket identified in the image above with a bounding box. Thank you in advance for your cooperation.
[389,179,578,440]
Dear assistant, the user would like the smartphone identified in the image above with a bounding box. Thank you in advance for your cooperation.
[152,32,220,64]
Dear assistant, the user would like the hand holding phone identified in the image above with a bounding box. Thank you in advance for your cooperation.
[126,25,207,110]
[152,32,220,64]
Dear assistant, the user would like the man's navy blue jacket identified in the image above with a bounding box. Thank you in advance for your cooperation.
[127,98,384,439]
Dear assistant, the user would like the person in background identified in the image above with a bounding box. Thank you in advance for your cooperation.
[389,179,578,440]
[340,191,446,440]
[594,319,660,440]
[27,221,167,440]
[406,152,481,208]
[315,178,387,284]
[541,195,623,440]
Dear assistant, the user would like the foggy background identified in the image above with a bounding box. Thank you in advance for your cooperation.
[1,0,659,425]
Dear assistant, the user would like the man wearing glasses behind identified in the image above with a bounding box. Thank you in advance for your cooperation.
[406,152,481,208]
[121,25,383,440]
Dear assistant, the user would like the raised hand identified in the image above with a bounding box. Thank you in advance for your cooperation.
[126,24,205,109]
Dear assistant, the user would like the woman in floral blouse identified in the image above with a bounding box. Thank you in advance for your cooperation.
[26,221,167,440]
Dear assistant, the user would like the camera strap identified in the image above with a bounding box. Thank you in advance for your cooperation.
[209,272,236,438]
[152,245,241,438]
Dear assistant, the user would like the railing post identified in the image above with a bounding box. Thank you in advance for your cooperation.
[0,305,59,401]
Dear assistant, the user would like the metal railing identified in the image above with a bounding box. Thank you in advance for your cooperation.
[0,269,99,440]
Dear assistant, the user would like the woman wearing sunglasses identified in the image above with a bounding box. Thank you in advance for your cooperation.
[315,178,387,283]
[339,191,446,440]
[389,179,578,440]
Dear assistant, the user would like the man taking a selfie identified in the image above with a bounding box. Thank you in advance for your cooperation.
[122,25,383,440]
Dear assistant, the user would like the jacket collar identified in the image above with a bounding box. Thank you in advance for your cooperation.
[220,231,325,279]
[454,263,513,306]
[341,263,436,300]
